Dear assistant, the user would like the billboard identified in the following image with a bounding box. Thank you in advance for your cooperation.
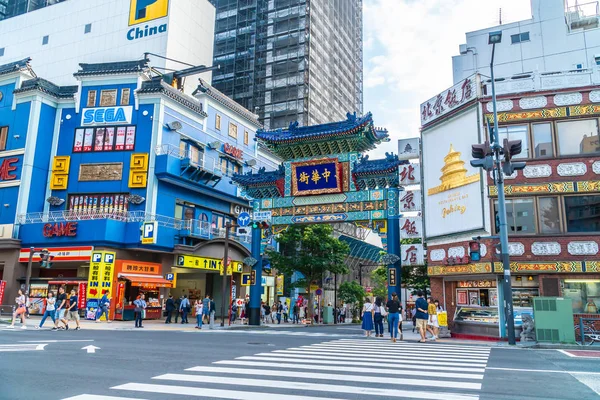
[422,107,484,238]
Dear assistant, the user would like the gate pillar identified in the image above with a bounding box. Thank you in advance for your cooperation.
[387,188,402,301]
[249,226,263,326]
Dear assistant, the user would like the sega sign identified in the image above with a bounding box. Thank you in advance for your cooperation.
[82,106,133,126]
[141,221,158,244]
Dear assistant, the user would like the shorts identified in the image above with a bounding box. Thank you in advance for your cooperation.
[416,318,428,330]
[15,306,26,315]
[203,307,210,316]
[428,314,439,328]
[67,311,80,321]
[55,309,66,320]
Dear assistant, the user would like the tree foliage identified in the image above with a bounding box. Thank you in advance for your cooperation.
[370,266,387,300]
[338,281,365,322]
[266,225,350,321]
[400,238,429,292]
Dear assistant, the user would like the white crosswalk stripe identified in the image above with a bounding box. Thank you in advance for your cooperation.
[197,329,362,337]
[63,338,491,400]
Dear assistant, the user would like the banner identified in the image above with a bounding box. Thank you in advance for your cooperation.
[276,275,284,296]
[0,280,5,305]
[86,251,116,320]
[400,217,423,240]
[77,282,87,310]
[400,244,425,266]
[438,311,448,327]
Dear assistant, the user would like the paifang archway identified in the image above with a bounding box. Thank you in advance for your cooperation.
[232,112,407,325]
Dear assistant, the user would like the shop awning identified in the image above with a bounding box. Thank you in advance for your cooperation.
[119,273,172,288]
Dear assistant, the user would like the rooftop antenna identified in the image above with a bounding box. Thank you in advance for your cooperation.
[499,8,502,25]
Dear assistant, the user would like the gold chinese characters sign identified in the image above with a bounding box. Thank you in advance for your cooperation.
[291,158,343,196]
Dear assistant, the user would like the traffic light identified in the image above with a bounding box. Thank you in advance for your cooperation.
[501,138,526,175]
[469,240,481,262]
[470,141,494,171]
[39,249,54,269]
[251,221,270,230]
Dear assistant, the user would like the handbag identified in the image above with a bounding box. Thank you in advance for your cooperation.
[380,306,388,317]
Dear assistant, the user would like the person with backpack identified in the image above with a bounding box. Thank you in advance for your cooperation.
[7,289,27,329]
[37,291,56,330]
[96,291,110,323]
[179,295,190,324]
[133,294,147,328]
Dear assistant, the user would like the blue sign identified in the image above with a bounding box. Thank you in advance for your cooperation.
[82,106,133,125]
[141,221,157,244]
[291,160,341,196]
[165,273,175,281]
[237,212,251,227]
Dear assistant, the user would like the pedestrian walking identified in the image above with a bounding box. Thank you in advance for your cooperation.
[340,305,346,323]
[361,297,374,337]
[202,294,211,324]
[415,290,429,343]
[194,300,203,329]
[264,303,271,323]
[37,291,56,330]
[260,301,266,322]
[276,301,283,324]
[373,297,385,338]
[96,292,110,323]
[54,286,69,330]
[283,303,289,323]
[386,292,402,342]
[292,303,300,324]
[427,298,439,340]
[180,295,190,324]
[240,301,247,325]
[209,297,216,329]
[411,307,417,333]
[165,295,175,324]
[133,294,146,328]
[174,296,182,323]
[66,289,81,330]
[271,303,277,324]
[7,289,27,329]
[230,301,237,323]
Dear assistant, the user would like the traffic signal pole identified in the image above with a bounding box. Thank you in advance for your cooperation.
[24,246,35,297]
[490,42,516,346]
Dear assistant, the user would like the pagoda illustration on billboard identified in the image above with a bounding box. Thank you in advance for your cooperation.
[428,144,479,195]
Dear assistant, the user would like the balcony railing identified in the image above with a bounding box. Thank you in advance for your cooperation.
[181,219,251,244]
[566,1,600,32]
[155,144,223,177]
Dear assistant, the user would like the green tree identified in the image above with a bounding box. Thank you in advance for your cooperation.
[338,281,366,322]
[266,225,349,322]
[370,266,387,300]
[400,238,430,293]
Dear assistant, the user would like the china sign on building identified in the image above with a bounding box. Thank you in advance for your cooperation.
[291,158,342,196]
[420,74,478,125]
[400,217,423,240]
[400,244,425,266]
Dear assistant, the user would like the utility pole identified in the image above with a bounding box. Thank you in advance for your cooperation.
[333,273,337,324]
[358,263,363,286]
[220,222,232,327]
[24,247,35,296]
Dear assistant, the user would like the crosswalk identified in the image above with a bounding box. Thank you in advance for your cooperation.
[196,329,362,337]
[63,338,492,400]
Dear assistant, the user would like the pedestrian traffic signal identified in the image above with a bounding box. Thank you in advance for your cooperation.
[469,241,481,262]
[501,138,526,175]
[39,249,54,269]
[470,141,494,171]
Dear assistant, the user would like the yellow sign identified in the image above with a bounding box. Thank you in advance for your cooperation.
[438,311,448,327]
[87,251,116,300]
[175,254,242,275]
[276,275,284,296]
[428,144,479,196]
[129,0,169,26]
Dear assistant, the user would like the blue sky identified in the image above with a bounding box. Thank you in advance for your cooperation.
[363,0,533,158]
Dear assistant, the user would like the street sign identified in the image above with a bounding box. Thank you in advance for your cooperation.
[165,273,175,281]
[315,288,322,296]
[241,273,251,286]
[236,227,251,236]
[141,221,158,244]
[253,211,272,221]
[237,212,251,227]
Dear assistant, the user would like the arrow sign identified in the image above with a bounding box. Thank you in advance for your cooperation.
[82,345,100,354]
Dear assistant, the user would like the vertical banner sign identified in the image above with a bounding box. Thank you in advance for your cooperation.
[388,268,397,287]
[438,311,448,327]
[400,217,423,240]
[116,282,125,309]
[0,280,6,305]
[77,282,87,311]
[85,251,116,320]
[276,275,284,296]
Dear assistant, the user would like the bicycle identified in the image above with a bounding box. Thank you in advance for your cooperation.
[575,322,600,346]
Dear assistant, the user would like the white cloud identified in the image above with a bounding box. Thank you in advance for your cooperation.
[363,0,532,158]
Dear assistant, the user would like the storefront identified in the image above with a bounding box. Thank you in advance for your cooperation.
[112,260,171,321]
[562,279,600,314]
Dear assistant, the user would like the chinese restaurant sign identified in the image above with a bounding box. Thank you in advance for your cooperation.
[291,158,342,196]
[400,217,423,240]
[400,190,421,212]
[400,244,425,266]
[118,260,161,275]
[420,74,478,125]
[399,164,420,186]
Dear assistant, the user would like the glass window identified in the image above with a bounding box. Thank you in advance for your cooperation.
[497,125,529,159]
[532,123,553,158]
[244,130,249,145]
[121,88,130,106]
[564,195,600,232]
[494,198,536,234]
[562,280,600,313]
[86,90,97,107]
[557,119,600,156]
[216,114,221,130]
[42,35,49,45]
[538,197,560,233]
[189,145,203,165]
[84,24,92,34]
[0,126,8,151]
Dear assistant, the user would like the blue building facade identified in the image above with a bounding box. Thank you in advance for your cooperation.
[0,58,279,317]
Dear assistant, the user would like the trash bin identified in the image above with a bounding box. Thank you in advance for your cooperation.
[322,306,334,324]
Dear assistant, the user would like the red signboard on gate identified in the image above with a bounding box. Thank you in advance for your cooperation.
[78,282,87,310]
[0,280,6,305]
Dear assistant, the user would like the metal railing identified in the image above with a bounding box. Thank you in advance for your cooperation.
[181,219,251,244]
[566,1,600,31]
[155,144,223,177]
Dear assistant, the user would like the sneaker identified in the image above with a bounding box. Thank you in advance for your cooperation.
[52,327,57,331]
[6,325,14,329]
[65,325,69,330]
[36,326,40,330]
[21,325,27,329]
[75,327,80,331]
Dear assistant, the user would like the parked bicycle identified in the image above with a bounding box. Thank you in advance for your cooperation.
[575,321,600,346]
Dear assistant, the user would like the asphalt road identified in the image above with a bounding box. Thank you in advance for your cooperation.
[1,325,599,400]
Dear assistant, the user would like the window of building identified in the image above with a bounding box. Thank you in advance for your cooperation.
[497,125,529,159]
[494,198,536,234]
[42,35,49,45]
[121,88,130,106]
[0,48,4,57]
[564,195,600,233]
[179,140,204,166]
[538,197,561,234]
[228,122,238,139]
[532,123,554,158]
[84,23,92,34]
[595,55,600,66]
[220,157,241,176]
[0,126,8,151]
[99,89,118,107]
[511,32,530,44]
[67,193,129,217]
[557,119,600,156]
[562,280,600,313]
[244,130,249,145]
[216,114,221,130]
[86,90,97,107]
[73,126,135,153]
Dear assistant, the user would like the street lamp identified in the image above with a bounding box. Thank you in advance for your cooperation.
[487,30,517,345]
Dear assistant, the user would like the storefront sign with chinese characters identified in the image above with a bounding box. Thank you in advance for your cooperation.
[400,217,423,239]
[388,268,397,286]
[291,158,342,196]
[77,282,87,310]
[223,143,243,159]
[0,280,6,305]
[400,190,421,212]
[399,163,420,186]
[457,280,496,288]
[420,74,478,125]
[443,256,471,266]
[118,260,161,275]
[400,244,425,266]
[43,222,78,237]
[18,246,94,262]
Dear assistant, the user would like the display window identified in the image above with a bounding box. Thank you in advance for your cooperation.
[73,125,136,153]
[563,279,600,313]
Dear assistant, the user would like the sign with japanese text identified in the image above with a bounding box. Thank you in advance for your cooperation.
[388,268,397,287]
[399,163,420,186]
[438,311,448,327]
[400,190,421,212]
[291,158,342,196]
[420,74,478,125]
[175,255,242,275]
[276,275,284,296]
[398,138,420,160]
[400,217,423,239]
[86,251,115,320]
[253,211,272,221]
[400,244,425,266]
[19,246,94,263]
[77,282,87,310]
[0,280,6,305]
[117,260,161,275]
[457,280,496,288]
[141,221,157,244]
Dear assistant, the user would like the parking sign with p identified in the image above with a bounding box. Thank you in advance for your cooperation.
[141,221,158,244]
